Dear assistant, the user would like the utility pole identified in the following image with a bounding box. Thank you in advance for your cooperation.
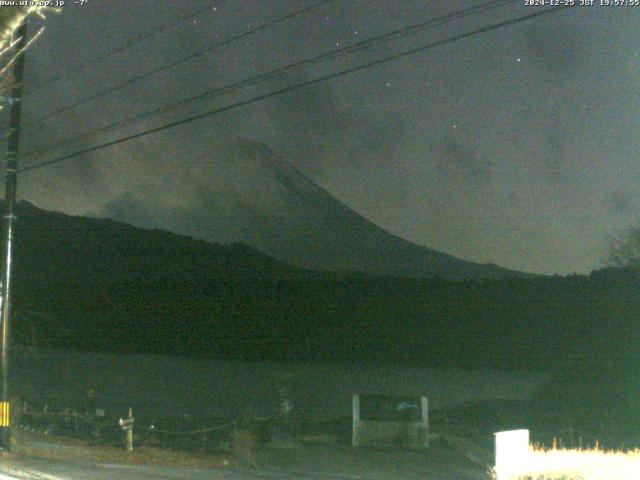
[0,19,29,451]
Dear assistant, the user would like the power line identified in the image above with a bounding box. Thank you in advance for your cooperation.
[23,0,514,158]
[29,0,335,126]
[31,0,228,90]
[18,5,571,175]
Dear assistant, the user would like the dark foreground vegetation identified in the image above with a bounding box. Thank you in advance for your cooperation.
[15,264,640,443]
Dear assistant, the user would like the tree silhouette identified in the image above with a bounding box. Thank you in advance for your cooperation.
[607,226,640,269]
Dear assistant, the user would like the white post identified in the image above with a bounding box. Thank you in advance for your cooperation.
[420,396,429,448]
[352,394,360,447]
[126,407,133,452]
[494,429,529,480]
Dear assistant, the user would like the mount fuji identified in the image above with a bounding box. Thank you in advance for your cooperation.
[98,139,524,279]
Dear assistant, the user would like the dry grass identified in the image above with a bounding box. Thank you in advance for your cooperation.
[222,419,272,468]
[492,445,640,480]
[229,429,259,468]
[11,427,230,469]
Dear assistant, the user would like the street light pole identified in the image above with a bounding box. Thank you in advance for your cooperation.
[0,19,29,451]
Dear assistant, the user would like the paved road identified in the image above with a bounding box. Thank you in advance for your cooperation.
[0,443,488,479]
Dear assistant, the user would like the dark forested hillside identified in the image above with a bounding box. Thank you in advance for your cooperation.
[5,201,638,371]
[14,270,640,371]
[11,200,300,284]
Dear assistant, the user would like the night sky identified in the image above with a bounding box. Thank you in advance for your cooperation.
[7,0,640,275]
